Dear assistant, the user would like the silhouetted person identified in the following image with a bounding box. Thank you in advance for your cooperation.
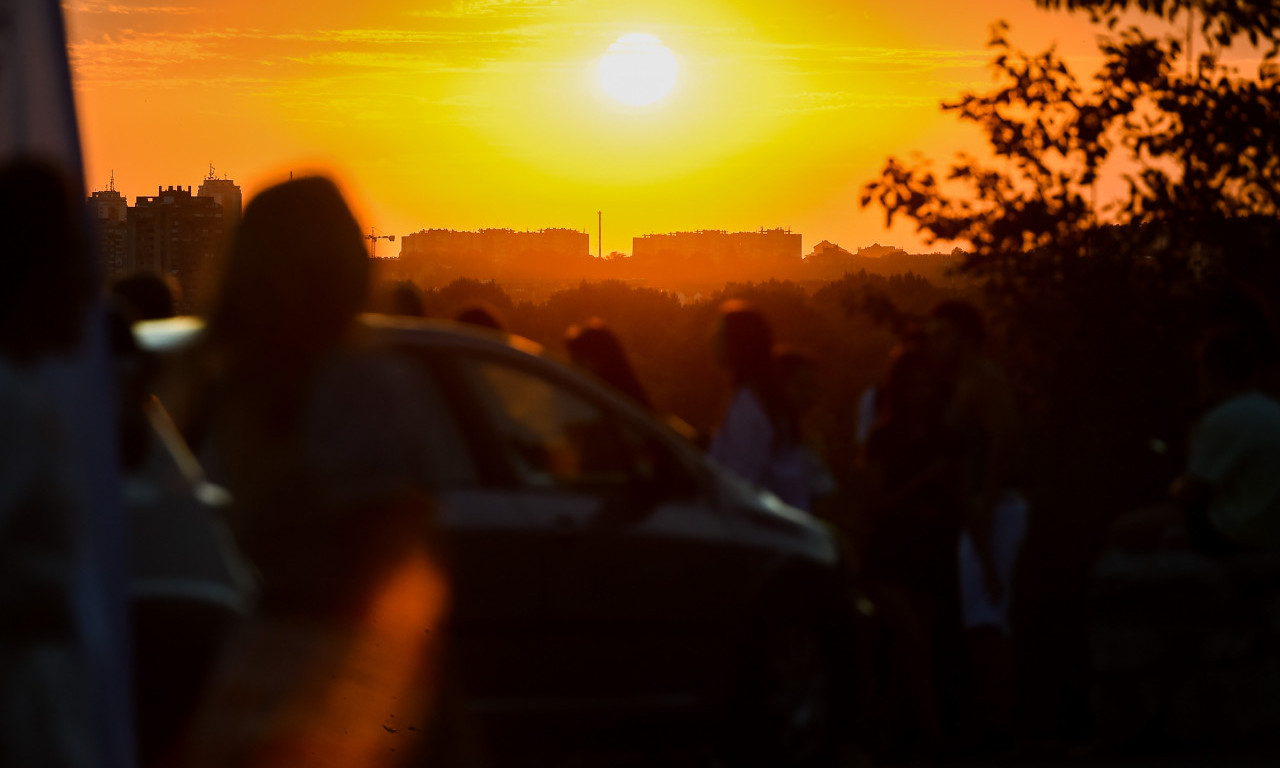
[854,327,931,459]
[455,304,503,331]
[1092,321,1280,750]
[928,299,1024,751]
[708,300,805,508]
[1109,290,1280,555]
[565,319,652,410]
[164,176,446,768]
[774,348,836,512]
[0,158,98,768]
[1176,328,1280,553]
[859,344,961,761]
[369,279,426,318]
[109,271,177,322]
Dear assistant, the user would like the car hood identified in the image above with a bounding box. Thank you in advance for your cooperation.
[708,462,840,567]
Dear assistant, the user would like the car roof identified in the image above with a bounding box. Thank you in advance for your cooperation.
[132,313,545,358]
[131,313,690,450]
[357,313,546,359]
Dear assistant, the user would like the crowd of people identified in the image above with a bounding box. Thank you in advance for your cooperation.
[687,295,1027,763]
[5,158,1280,767]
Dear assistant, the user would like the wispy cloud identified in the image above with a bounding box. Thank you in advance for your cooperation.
[69,25,534,87]
[407,0,578,19]
[283,50,497,74]
[775,89,944,115]
[752,41,992,75]
[67,10,999,111]
[778,91,859,114]
[66,0,200,15]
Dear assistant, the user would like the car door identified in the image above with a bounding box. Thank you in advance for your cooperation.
[442,350,742,710]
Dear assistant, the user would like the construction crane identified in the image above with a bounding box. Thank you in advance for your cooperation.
[365,227,395,257]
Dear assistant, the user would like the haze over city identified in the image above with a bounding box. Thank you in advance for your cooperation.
[66,0,1142,257]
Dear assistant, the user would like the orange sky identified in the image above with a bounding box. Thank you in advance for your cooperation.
[66,1,1146,256]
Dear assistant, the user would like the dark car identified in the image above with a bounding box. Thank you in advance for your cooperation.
[134,314,862,767]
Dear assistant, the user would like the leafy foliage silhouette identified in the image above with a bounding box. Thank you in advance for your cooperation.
[860,0,1280,490]
[861,1,1280,739]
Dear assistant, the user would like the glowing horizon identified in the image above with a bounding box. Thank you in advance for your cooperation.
[66,1,1131,258]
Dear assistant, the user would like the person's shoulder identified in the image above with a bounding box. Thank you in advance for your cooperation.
[0,358,57,429]
[1207,391,1280,425]
[1195,392,1280,455]
[971,356,1012,392]
[954,355,1015,416]
[729,384,763,411]
[723,386,772,434]
[1238,390,1280,412]
[0,357,32,405]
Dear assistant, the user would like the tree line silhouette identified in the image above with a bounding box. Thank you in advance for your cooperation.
[857,0,1280,740]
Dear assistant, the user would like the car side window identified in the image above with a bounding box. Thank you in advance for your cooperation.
[310,349,478,490]
[459,357,634,490]
[407,357,479,488]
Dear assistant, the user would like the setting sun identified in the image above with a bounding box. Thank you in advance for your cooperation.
[597,33,678,106]
[66,0,1114,256]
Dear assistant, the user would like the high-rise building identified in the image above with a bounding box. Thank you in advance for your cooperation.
[399,227,590,281]
[196,164,242,234]
[631,227,802,281]
[632,228,801,263]
[129,185,224,312]
[88,174,129,279]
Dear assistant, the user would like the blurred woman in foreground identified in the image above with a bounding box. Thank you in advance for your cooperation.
[165,176,451,768]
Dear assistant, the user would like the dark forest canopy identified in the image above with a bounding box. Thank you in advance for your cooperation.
[410,273,954,469]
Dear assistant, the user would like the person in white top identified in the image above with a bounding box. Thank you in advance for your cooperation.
[928,299,1025,750]
[1176,328,1280,554]
[708,300,809,510]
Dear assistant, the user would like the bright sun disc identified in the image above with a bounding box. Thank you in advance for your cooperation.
[598,33,677,106]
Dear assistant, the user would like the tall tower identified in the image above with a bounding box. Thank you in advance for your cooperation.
[88,171,129,278]
[196,163,242,234]
[129,185,224,312]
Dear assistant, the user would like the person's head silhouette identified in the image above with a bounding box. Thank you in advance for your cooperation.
[715,299,774,389]
[565,319,651,409]
[206,176,368,369]
[455,304,503,330]
[0,158,92,364]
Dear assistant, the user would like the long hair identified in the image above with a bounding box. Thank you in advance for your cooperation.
[206,176,368,367]
[565,319,652,410]
[201,176,369,433]
[774,347,816,443]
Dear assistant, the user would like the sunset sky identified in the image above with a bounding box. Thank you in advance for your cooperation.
[66,1,1141,256]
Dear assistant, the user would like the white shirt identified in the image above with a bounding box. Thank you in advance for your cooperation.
[710,387,810,511]
[1188,390,1280,550]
